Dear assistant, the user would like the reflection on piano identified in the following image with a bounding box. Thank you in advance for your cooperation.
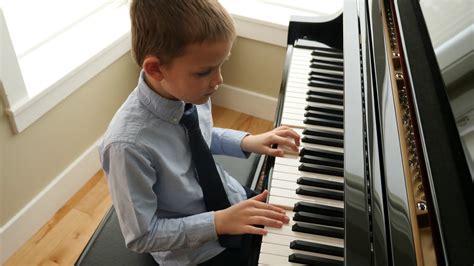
[248,0,474,265]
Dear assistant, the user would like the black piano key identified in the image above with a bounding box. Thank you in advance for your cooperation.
[294,211,344,227]
[305,106,343,117]
[300,158,344,170]
[294,201,344,218]
[309,76,343,87]
[309,71,343,81]
[308,75,343,86]
[304,111,343,122]
[307,90,343,100]
[300,147,344,161]
[289,253,343,266]
[302,135,344,148]
[297,176,344,191]
[299,163,344,177]
[303,121,344,132]
[312,50,343,59]
[300,154,343,168]
[292,222,344,239]
[290,239,344,257]
[311,58,343,67]
[306,96,343,107]
[312,46,343,54]
[296,187,344,201]
[304,117,343,129]
[308,81,343,91]
[310,63,343,73]
[303,128,344,140]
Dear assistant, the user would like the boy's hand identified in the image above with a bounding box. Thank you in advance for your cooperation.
[241,126,300,157]
[214,190,289,236]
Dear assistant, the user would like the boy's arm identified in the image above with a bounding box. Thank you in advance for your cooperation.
[100,142,218,253]
[210,127,250,158]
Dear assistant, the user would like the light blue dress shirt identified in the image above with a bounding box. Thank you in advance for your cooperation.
[99,71,249,265]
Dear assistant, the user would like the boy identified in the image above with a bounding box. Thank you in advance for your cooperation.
[99,0,300,265]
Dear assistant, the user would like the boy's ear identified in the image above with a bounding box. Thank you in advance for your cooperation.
[143,55,164,81]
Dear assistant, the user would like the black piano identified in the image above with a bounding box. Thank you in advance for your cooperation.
[248,0,474,265]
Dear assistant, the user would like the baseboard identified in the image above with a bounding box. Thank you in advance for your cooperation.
[0,138,103,264]
[212,84,278,121]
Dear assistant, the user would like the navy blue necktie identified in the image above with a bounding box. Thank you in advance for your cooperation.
[180,104,231,211]
[180,104,241,248]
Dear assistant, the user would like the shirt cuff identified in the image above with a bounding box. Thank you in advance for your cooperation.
[183,211,218,248]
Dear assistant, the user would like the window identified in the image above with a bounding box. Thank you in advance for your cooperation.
[0,0,130,133]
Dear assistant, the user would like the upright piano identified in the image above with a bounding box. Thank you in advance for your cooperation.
[248,0,474,264]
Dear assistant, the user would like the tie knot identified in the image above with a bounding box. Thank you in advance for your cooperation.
[180,104,200,130]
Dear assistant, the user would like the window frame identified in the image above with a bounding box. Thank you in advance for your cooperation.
[0,2,131,133]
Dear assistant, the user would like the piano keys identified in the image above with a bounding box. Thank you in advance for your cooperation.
[281,46,344,130]
[259,39,348,265]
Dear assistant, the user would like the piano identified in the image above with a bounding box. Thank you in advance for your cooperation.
[247,0,474,265]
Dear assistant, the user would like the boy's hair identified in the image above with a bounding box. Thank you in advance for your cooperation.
[130,0,236,67]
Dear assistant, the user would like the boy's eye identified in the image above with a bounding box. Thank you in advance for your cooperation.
[196,69,212,77]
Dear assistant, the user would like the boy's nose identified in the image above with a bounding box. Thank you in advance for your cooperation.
[210,70,223,88]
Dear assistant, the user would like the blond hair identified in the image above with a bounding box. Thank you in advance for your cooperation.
[130,0,236,67]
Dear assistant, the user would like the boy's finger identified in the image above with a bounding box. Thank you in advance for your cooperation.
[253,200,286,214]
[245,225,267,236]
[250,190,268,202]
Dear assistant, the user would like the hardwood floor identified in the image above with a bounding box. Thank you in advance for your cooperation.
[4,105,273,266]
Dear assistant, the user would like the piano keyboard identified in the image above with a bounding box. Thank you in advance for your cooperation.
[258,44,345,265]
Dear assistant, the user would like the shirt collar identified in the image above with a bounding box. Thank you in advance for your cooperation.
[137,70,185,125]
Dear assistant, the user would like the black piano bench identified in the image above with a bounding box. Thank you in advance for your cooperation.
[75,153,262,266]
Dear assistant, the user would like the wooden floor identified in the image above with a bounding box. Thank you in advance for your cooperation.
[5,105,273,266]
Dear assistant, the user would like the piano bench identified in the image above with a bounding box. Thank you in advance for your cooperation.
[75,153,262,266]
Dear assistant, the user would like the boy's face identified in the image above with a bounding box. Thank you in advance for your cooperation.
[153,40,233,105]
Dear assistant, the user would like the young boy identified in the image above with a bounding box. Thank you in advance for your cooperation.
[99,0,300,265]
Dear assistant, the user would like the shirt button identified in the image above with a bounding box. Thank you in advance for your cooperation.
[144,96,150,105]
[173,118,178,123]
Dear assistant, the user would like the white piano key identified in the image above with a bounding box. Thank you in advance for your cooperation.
[271,171,302,182]
[271,170,344,183]
[285,91,308,99]
[270,179,299,190]
[273,164,343,179]
[287,69,311,77]
[268,187,343,209]
[268,194,299,210]
[282,112,308,122]
[275,157,303,167]
[281,106,305,117]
